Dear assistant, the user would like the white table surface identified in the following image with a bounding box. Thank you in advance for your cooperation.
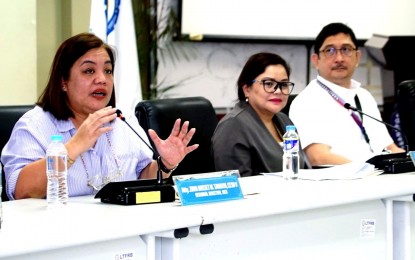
[1,172,415,259]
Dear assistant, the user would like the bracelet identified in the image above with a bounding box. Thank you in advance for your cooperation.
[67,156,75,166]
[157,156,178,174]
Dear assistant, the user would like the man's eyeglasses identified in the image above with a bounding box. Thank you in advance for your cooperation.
[319,46,357,58]
[252,79,294,95]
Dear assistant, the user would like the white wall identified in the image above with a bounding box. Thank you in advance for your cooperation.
[375,0,415,36]
[0,0,37,105]
[181,0,415,41]
[0,0,91,106]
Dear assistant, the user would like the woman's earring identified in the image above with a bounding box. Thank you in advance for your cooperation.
[245,97,249,103]
[62,87,67,91]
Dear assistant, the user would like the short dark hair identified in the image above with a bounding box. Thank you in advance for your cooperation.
[37,33,116,120]
[313,23,358,54]
[237,52,291,102]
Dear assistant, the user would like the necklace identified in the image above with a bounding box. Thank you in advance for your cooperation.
[78,132,123,191]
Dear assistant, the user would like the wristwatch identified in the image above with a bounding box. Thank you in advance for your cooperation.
[158,156,178,174]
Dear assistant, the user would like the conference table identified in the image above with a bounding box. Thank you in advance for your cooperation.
[1,172,415,260]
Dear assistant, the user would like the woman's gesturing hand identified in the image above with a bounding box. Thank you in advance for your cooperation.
[148,118,199,169]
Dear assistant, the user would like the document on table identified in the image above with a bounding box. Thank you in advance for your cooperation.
[262,162,383,181]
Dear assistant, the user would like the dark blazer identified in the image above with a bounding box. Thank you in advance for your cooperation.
[211,101,306,176]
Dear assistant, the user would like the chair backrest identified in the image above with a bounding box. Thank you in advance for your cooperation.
[281,94,297,116]
[397,80,415,150]
[135,97,218,183]
[0,105,34,201]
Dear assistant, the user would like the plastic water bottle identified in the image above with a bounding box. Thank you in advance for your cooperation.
[46,134,68,206]
[282,125,300,180]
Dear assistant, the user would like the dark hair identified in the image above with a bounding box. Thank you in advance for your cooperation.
[237,52,291,102]
[313,23,358,54]
[37,33,116,120]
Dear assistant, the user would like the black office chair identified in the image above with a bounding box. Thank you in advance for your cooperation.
[0,105,34,201]
[281,94,297,116]
[135,97,218,183]
[396,80,415,151]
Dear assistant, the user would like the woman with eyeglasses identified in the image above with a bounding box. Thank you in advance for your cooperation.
[289,23,404,166]
[1,33,198,200]
[211,52,308,176]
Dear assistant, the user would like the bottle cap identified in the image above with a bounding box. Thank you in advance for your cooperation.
[286,125,296,131]
[51,135,63,142]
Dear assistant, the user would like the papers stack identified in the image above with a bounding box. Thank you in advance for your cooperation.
[263,162,383,181]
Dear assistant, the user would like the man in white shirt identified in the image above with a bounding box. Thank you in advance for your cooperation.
[289,23,404,166]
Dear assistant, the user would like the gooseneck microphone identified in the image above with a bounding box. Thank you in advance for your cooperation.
[115,109,164,184]
[116,109,156,153]
[344,103,409,153]
[94,109,176,205]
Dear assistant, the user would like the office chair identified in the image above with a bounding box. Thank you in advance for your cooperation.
[135,97,218,183]
[397,80,415,151]
[0,105,34,201]
[281,94,297,116]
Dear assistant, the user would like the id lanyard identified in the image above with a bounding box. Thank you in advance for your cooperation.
[317,80,373,152]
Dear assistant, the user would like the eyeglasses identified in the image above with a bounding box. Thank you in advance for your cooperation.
[252,79,295,95]
[319,46,357,58]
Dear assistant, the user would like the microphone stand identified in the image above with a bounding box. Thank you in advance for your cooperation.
[115,110,164,184]
[344,103,414,173]
[344,103,409,154]
[94,110,176,205]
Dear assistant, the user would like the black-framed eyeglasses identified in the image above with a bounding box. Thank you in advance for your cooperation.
[319,46,357,58]
[252,79,295,95]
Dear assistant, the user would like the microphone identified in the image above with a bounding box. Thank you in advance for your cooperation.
[344,103,409,153]
[94,109,176,205]
[115,109,153,152]
[115,109,163,184]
